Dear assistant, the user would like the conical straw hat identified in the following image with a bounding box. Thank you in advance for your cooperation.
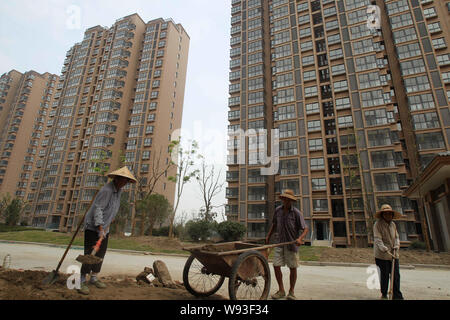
[107,166,137,183]
[375,204,403,219]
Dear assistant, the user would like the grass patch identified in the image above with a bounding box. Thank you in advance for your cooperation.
[0,224,44,232]
[298,246,322,261]
[0,230,188,255]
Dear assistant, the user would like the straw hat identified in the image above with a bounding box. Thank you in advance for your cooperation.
[107,166,137,183]
[279,189,297,201]
[375,204,402,219]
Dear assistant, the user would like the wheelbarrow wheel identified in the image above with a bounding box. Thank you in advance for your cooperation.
[183,255,225,297]
[228,250,271,300]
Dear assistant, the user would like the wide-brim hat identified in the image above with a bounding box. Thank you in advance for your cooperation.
[279,189,297,201]
[375,204,402,219]
[107,166,137,183]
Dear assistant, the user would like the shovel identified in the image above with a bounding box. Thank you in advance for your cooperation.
[75,234,104,265]
[388,249,397,300]
[42,190,99,285]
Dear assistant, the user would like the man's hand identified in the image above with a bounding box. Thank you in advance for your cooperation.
[97,225,106,239]
[295,238,305,246]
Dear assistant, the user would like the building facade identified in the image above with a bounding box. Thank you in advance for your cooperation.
[0,14,190,235]
[226,0,450,247]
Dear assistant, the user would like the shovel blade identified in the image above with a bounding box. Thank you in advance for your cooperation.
[76,254,103,265]
[42,270,59,285]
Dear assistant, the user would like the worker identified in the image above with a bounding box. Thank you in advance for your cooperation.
[78,166,137,295]
[373,204,404,300]
[266,189,308,300]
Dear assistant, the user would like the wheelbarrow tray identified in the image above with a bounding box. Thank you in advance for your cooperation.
[183,241,293,278]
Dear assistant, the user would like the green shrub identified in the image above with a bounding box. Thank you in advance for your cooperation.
[185,219,217,242]
[217,221,246,242]
[409,240,426,250]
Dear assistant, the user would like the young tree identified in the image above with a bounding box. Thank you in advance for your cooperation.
[136,193,171,236]
[0,194,28,226]
[168,139,201,238]
[196,160,224,222]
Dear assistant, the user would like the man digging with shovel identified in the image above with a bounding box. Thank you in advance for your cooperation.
[373,204,405,300]
[77,166,137,295]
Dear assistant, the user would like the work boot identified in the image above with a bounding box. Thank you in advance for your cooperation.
[271,290,286,300]
[77,283,89,295]
[90,279,107,289]
[286,292,297,300]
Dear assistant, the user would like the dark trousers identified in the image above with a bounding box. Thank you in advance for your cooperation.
[375,258,403,299]
[80,229,109,275]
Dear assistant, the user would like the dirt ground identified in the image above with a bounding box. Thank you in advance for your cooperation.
[0,269,225,300]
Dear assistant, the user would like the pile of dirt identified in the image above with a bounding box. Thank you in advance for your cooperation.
[131,236,187,251]
[0,269,225,300]
[317,247,450,265]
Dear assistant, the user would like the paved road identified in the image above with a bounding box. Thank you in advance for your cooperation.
[1,242,450,300]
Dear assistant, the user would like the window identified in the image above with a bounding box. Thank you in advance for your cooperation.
[298,14,310,25]
[374,173,399,191]
[280,159,299,175]
[303,70,316,82]
[310,158,325,170]
[329,48,343,60]
[350,24,370,40]
[355,55,377,72]
[274,44,291,58]
[412,112,440,130]
[400,59,426,76]
[333,80,348,92]
[279,122,297,138]
[371,150,395,168]
[365,108,394,126]
[248,65,263,77]
[396,42,422,59]
[313,199,328,211]
[306,102,320,114]
[308,120,322,132]
[345,0,370,10]
[312,178,327,191]
[336,97,351,110]
[327,33,341,45]
[275,88,294,104]
[368,129,392,147]
[248,91,264,104]
[347,8,367,25]
[427,22,441,34]
[309,138,323,151]
[305,86,318,97]
[408,93,435,111]
[248,105,264,119]
[358,71,381,89]
[416,132,445,150]
[404,75,430,93]
[393,27,417,44]
[361,89,384,107]
[338,115,353,128]
[432,38,447,50]
[276,73,294,88]
[390,13,413,29]
[331,64,346,75]
[386,0,409,14]
[353,39,375,55]
[300,41,313,52]
[278,105,296,120]
[280,140,298,156]
[437,54,450,66]
[423,7,437,18]
[302,55,315,66]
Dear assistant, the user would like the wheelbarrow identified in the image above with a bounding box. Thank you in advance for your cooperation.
[182,240,296,300]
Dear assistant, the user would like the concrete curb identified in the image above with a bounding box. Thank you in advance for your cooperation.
[2,240,449,270]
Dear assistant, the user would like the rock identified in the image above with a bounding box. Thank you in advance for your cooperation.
[153,260,175,288]
[135,267,154,284]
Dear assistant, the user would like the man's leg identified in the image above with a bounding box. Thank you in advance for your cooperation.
[274,266,285,293]
[289,268,297,294]
[89,233,109,289]
[375,258,389,298]
[271,247,286,299]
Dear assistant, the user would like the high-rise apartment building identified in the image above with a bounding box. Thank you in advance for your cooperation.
[0,70,59,200]
[0,14,190,234]
[226,0,450,247]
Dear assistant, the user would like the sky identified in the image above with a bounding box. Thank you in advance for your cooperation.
[0,0,232,221]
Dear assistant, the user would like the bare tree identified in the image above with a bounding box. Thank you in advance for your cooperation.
[168,139,200,238]
[196,160,224,222]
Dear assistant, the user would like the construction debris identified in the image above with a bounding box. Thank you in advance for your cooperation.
[135,261,184,289]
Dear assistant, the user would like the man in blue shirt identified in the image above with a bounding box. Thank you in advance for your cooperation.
[78,166,137,295]
[266,189,308,300]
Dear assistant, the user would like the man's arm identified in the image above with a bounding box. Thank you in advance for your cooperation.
[373,222,389,252]
[266,223,275,244]
[296,227,309,245]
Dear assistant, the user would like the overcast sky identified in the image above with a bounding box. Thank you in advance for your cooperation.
[0,0,231,221]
